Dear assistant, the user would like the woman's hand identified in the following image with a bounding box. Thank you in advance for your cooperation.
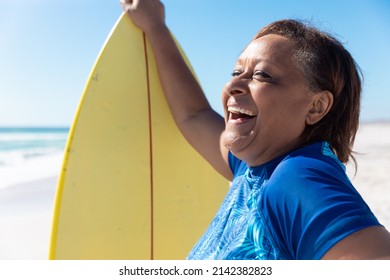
[120,0,165,35]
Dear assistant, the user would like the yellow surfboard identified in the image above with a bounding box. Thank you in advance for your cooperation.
[49,13,227,260]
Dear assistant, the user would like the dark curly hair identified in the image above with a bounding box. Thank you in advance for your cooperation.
[254,19,362,164]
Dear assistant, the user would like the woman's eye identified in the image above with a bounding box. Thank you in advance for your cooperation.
[254,71,272,79]
[231,70,274,81]
[231,70,241,77]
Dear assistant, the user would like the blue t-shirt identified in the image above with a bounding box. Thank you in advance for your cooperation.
[187,141,381,260]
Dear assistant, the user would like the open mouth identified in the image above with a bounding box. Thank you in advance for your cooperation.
[228,106,257,121]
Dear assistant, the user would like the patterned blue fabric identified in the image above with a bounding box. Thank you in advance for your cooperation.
[187,141,381,260]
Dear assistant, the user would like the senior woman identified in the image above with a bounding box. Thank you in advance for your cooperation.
[120,0,390,259]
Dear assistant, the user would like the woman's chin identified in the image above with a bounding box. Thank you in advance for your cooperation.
[221,129,254,154]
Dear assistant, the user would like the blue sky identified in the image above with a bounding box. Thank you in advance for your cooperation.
[1,0,389,127]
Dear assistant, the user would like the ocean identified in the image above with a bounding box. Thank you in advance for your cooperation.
[0,127,69,189]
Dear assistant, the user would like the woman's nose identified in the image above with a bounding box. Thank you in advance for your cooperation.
[224,77,249,97]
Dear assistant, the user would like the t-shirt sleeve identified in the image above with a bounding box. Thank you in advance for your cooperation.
[260,155,381,260]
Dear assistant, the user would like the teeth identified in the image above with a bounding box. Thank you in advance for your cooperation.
[228,106,256,116]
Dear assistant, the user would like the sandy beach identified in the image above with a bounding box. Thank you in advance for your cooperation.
[0,177,57,259]
[0,122,389,260]
[346,122,390,230]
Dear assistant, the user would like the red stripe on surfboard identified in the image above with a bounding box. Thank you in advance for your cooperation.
[143,32,154,260]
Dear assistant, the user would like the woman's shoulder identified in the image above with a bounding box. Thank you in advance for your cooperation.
[259,142,379,259]
[265,141,352,201]
[274,142,346,180]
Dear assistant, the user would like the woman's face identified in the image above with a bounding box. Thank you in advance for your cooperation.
[221,34,317,166]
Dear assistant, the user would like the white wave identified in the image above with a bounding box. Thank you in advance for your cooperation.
[0,151,64,189]
[0,128,68,189]
[0,146,63,164]
[0,132,68,141]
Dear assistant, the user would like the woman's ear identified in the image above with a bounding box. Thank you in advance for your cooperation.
[306,90,334,125]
